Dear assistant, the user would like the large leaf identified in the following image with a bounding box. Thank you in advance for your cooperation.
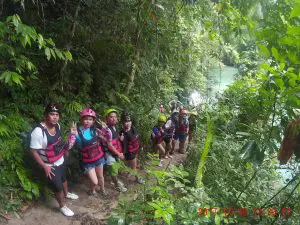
[257,44,270,57]
[290,4,300,18]
[240,140,264,168]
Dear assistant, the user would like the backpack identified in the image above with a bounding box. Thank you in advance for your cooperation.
[23,123,46,150]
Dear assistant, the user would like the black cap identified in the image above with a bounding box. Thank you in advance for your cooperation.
[121,111,131,122]
[44,103,61,115]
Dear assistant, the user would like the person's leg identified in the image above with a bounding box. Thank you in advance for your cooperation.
[165,139,172,158]
[86,168,98,193]
[170,138,177,155]
[54,191,66,208]
[128,157,137,177]
[155,143,165,159]
[61,164,78,200]
[95,165,104,192]
[51,164,68,205]
[62,181,68,197]
[49,164,75,217]
[179,141,185,153]
[155,143,165,167]
[130,157,143,183]
[179,134,187,154]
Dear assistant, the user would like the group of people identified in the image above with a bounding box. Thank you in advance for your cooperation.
[151,104,198,167]
[29,102,198,217]
[30,104,143,217]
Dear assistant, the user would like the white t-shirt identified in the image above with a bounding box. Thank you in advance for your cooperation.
[165,119,172,129]
[30,123,64,166]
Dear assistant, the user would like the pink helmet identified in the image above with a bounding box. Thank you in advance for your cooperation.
[80,108,96,118]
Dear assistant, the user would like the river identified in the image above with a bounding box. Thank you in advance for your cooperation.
[208,65,238,96]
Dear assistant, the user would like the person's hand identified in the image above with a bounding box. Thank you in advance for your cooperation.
[64,150,70,158]
[43,165,55,180]
[120,133,124,142]
[118,152,124,160]
[97,118,107,129]
[70,121,77,135]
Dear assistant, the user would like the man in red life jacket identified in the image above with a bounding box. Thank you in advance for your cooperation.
[30,104,78,217]
[171,108,189,154]
[102,108,127,192]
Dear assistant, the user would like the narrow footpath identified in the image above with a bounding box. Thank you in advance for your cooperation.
[5,151,186,225]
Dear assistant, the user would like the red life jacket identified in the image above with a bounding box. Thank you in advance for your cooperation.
[78,128,104,164]
[37,124,66,163]
[175,118,189,134]
[122,127,140,153]
[175,124,188,134]
[128,137,140,153]
[108,126,123,153]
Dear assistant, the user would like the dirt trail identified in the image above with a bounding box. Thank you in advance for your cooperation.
[4,151,186,225]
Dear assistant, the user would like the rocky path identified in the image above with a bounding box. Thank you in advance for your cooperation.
[4,151,186,225]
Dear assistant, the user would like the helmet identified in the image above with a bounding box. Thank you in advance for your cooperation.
[157,114,167,123]
[104,108,118,118]
[190,111,198,116]
[121,112,131,122]
[80,108,96,118]
[44,103,61,115]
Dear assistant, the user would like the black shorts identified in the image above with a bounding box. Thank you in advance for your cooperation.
[164,135,172,144]
[48,161,67,192]
[125,152,137,161]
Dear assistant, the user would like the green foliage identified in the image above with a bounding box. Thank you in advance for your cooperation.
[0,1,299,225]
[0,114,41,211]
[108,158,218,225]
[0,14,72,88]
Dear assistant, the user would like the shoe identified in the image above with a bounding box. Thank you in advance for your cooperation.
[113,180,127,193]
[168,155,173,159]
[117,180,125,187]
[158,159,163,167]
[115,184,127,192]
[60,205,74,217]
[66,192,79,200]
[164,156,169,159]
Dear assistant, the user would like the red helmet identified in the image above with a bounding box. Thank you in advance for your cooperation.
[80,108,96,118]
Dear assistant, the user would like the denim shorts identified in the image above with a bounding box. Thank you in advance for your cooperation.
[83,157,106,172]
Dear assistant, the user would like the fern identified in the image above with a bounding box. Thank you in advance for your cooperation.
[195,115,214,188]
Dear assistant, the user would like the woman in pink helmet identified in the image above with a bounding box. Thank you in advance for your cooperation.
[68,108,107,198]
